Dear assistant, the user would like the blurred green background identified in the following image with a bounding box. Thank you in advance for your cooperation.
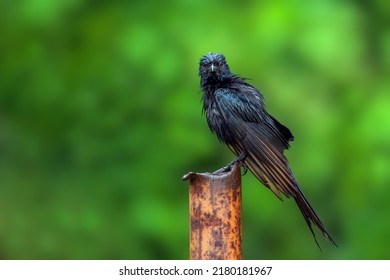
[1,0,389,259]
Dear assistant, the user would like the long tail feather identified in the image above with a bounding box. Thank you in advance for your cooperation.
[293,188,338,248]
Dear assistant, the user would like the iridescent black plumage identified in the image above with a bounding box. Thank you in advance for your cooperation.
[199,52,336,248]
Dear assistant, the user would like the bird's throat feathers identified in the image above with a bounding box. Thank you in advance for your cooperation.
[201,74,245,96]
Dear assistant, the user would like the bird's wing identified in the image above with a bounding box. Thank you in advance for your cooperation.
[215,87,293,150]
[226,124,295,199]
[214,87,296,198]
[234,123,297,200]
[215,88,337,247]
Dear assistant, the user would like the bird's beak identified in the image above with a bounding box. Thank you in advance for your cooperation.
[210,64,215,72]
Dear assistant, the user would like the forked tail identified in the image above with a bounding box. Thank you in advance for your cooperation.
[294,188,337,250]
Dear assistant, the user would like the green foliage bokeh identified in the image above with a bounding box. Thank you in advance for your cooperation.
[1,0,389,259]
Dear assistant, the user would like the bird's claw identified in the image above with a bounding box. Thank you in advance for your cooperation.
[212,151,248,176]
[241,161,248,175]
[235,150,248,176]
[232,159,248,176]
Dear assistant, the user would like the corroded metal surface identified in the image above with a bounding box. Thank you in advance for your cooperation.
[183,162,242,260]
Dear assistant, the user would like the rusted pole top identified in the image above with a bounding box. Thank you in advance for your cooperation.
[183,162,242,260]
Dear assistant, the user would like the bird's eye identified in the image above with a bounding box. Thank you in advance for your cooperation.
[216,60,223,67]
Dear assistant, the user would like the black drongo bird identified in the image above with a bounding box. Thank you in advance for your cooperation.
[199,52,336,248]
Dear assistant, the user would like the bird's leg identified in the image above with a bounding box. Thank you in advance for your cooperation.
[212,150,248,175]
[233,150,248,175]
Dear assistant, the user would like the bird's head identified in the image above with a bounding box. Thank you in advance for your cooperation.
[199,52,231,82]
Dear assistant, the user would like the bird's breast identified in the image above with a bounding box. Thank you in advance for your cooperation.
[204,97,243,145]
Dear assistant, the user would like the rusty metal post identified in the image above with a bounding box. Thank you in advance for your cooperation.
[182,162,242,260]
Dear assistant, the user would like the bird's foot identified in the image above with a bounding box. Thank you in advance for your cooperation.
[212,151,248,176]
[211,165,231,175]
[233,150,248,175]
[240,161,248,175]
[231,157,248,175]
